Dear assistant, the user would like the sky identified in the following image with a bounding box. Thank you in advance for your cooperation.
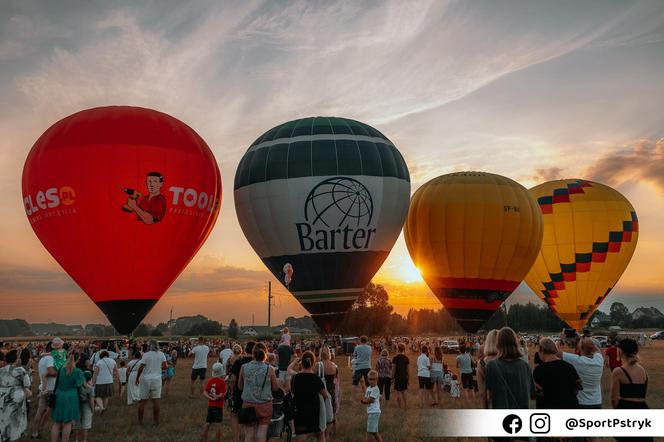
[1,0,664,327]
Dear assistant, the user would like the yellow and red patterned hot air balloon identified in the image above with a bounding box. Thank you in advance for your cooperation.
[524,179,638,331]
[405,172,543,333]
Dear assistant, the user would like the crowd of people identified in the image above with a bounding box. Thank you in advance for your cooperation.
[0,326,654,441]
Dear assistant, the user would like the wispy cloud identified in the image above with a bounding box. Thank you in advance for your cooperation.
[585,138,664,192]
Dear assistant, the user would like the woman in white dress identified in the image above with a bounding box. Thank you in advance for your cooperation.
[126,351,142,405]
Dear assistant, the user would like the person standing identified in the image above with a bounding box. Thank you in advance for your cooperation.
[276,340,294,382]
[533,338,580,408]
[230,342,255,442]
[50,353,84,442]
[375,350,392,404]
[352,336,372,399]
[611,338,649,409]
[391,343,409,410]
[31,342,56,439]
[485,327,535,409]
[292,351,328,442]
[430,346,445,406]
[135,340,168,425]
[456,345,474,398]
[126,351,142,406]
[0,349,31,442]
[238,343,279,442]
[559,337,604,409]
[605,339,622,371]
[477,330,498,409]
[416,345,433,408]
[91,350,118,412]
[611,338,653,442]
[202,362,227,442]
[218,344,233,371]
[360,370,382,442]
[319,346,338,439]
[189,337,210,397]
[73,371,95,442]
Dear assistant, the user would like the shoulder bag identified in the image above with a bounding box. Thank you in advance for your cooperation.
[318,361,334,424]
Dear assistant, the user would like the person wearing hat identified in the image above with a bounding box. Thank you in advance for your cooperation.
[202,362,227,442]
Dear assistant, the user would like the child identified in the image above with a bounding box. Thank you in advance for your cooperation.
[449,373,460,398]
[202,362,227,442]
[74,370,95,442]
[118,360,127,399]
[360,370,382,442]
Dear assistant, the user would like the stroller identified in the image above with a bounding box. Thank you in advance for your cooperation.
[267,389,293,441]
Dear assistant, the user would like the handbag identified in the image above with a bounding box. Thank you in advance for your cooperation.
[317,362,334,425]
[237,365,269,424]
[48,367,62,408]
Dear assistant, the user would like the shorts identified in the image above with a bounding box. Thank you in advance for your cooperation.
[352,368,370,386]
[95,383,113,398]
[191,368,207,381]
[37,390,52,410]
[120,382,127,386]
[461,373,474,389]
[73,405,92,430]
[578,403,602,409]
[367,412,380,433]
[206,406,223,424]
[139,377,162,400]
[231,392,243,414]
[242,401,273,426]
[394,377,408,392]
[430,371,444,385]
[418,376,432,390]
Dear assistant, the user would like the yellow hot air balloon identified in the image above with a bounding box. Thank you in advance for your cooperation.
[405,172,543,333]
[524,179,638,331]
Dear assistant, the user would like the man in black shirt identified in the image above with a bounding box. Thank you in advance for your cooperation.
[533,337,581,408]
[230,341,255,442]
[276,342,294,381]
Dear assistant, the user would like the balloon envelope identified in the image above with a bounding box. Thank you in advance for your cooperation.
[22,106,221,334]
[234,117,410,333]
[524,179,638,331]
[404,172,543,333]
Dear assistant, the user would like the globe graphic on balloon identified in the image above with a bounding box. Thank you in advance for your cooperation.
[305,177,374,227]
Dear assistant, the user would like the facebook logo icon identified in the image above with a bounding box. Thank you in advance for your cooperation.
[502,414,522,434]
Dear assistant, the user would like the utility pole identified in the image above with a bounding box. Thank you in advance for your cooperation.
[267,281,273,329]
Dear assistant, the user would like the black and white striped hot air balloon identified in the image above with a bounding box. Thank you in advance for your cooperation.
[234,117,410,333]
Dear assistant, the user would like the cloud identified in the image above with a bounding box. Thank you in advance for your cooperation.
[585,138,664,191]
[532,167,564,183]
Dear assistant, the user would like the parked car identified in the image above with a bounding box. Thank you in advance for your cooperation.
[650,331,664,340]
[442,340,460,353]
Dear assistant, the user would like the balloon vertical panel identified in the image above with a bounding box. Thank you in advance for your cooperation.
[22,106,222,334]
[524,179,638,330]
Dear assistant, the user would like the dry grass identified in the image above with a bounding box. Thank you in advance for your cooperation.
[28,341,664,441]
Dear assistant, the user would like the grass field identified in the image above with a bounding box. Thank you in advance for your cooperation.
[27,341,664,441]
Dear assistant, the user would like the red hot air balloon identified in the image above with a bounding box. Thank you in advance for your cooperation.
[22,106,221,334]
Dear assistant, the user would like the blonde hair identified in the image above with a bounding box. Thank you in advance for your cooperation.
[380,349,388,358]
[233,344,242,355]
[319,345,330,361]
[367,369,379,380]
[484,329,499,357]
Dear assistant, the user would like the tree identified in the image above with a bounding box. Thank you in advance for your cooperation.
[340,282,394,335]
[133,323,151,337]
[228,319,239,339]
[609,302,630,326]
[150,328,163,337]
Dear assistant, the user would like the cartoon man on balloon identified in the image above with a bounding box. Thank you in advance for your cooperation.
[123,171,167,224]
